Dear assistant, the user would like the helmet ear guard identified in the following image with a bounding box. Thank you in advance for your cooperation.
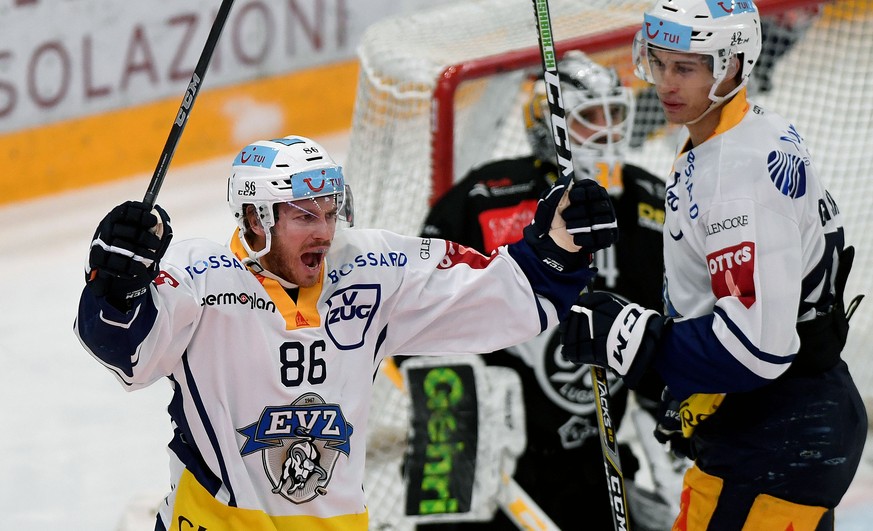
[726,55,741,80]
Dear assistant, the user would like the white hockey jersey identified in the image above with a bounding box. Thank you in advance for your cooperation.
[657,90,846,402]
[75,227,592,530]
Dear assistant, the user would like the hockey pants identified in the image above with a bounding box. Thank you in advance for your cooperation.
[674,360,867,531]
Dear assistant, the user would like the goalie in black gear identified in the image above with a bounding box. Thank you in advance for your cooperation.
[408,50,670,531]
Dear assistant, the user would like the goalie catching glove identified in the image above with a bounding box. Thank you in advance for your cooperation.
[86,201,173,311]
[561,291,666,389]
[523,175,618,272]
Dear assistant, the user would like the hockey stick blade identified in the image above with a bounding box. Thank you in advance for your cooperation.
[143,0,235,208]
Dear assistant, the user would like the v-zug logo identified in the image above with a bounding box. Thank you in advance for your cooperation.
[326,285,381,350]
[201,291,276,313]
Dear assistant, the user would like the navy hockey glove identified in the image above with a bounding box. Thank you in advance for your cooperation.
[87,201,173,311]
[653,388,691,458]
[523,176,618,272]
[561,291,665,389]
[560,178,619,251]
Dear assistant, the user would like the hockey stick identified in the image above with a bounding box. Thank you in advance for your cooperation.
[142,0,235,208]
[529,1,631,530]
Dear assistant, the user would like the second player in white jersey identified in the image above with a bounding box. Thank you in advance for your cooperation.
[659,90,844,399]
[561,1,867,529]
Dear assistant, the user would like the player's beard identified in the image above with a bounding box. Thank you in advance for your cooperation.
[262,237,331,288]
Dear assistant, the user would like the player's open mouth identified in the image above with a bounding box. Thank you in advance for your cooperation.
[301,250,325,270]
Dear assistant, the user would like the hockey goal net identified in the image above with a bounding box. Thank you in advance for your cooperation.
[347,0,873,528]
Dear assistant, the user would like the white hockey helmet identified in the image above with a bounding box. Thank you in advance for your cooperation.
[227,135,353,264]
[633,0,762,102]
[524,50,635,195]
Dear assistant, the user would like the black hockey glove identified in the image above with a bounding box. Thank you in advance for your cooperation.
[87,201,173,311]
[523,176,618,272]
[561,291,665,389]
[653,388,691,458]
[560,178,619,251]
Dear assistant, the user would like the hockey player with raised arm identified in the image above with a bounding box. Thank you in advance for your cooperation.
[560,1,867,530]
[415,50,670,531]
[73,135,617,531]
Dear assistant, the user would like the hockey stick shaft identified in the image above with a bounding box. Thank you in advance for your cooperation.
[143,0,235,208]
[529,1,631,530]
[591,365,631,530]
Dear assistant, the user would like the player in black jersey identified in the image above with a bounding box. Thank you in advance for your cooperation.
[413,50,670,531]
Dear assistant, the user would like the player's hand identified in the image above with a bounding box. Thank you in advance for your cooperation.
[561,291,665,388]
[86,201,173,311]
[653,388,691,458]
[560,178,618,251]
[523,176,617,271]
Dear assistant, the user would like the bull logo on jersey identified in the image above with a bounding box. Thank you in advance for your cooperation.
[272,436,327,497]
[325,285,380,350]
[237,393,353,504]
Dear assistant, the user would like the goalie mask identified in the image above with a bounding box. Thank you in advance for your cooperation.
[227,135,354,266]
[524,50,635,196]
[632,0,762,121]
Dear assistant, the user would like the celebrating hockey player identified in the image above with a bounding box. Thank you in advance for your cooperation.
[561,1,867,529]
[413,50,671,531]
[74,134,617,530]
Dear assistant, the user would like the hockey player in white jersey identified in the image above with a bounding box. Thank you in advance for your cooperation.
[74,135,618,530]
[561,1,867,530]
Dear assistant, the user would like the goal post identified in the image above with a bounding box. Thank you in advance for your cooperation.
[427,0,825,206]
[350,0,873,527]
[346,0,853,233]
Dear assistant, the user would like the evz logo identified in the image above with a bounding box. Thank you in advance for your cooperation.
[237,393,353,504]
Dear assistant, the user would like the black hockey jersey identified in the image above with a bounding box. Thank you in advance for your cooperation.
[417,155,666,530]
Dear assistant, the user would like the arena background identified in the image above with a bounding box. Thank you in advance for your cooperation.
[1,1,870,530]
[0,0,452,204]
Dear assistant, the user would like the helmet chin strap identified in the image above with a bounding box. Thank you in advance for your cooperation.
[237,234,297,287]
[685,99,723,126]
[237,227,271,274]
[685,73,747,126]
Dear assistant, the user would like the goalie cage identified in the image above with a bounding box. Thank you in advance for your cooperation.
[348,0,873,529]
